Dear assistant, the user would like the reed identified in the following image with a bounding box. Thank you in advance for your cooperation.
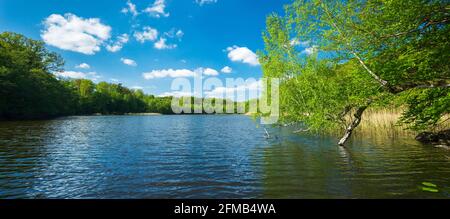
[354,108,416,138]
[350,108,449,138]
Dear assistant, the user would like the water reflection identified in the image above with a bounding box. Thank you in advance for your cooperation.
[261,129,450,198]
[0,115,449,199]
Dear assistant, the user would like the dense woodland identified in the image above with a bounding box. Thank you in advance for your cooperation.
[0,32,250,119]
[260,0,449,145]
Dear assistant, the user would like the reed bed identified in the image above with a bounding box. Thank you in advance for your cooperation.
[349,108,449,139]
[354,108,417,138]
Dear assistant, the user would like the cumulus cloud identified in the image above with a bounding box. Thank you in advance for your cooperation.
[54,71,101,81]
[55,71,86,79]
[197,67,219,76]
[156,79,262,101]
[121,58,137,66]
[204,80,262,101]
[134,26,159,43]
[143,67,222,79]
[195,0,218,6]
[75,63,90,69]
[41,13,111,55]
[143,69,197,79]
[143,0,169,18]
[220,66,232,73]
[154,37,177,50]
[226,46,260,66]
[121,0,139,17]
[106,33,129,52]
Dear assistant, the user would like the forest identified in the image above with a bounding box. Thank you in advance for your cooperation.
[0,32,249,119]
[259,0,449,145]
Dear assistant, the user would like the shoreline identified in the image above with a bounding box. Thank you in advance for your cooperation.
[124,113,163,116]
[0,113,253,121]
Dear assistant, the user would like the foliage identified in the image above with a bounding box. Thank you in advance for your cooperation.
[260,0,449,133]
[0,32,75,119]
[0,32,251,119]
[399,88,450,130]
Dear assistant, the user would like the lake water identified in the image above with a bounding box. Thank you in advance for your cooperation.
[0,115,449,198]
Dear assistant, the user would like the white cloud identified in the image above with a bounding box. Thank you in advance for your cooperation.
[290,38,309,47]
[55,71,86,79]
[220,66,232,73]
[226,46,260,66]
[164,28,184,40]
[154,37,177,50]
[75,63,90,69]
[156,79,263,101]
[158,91,197,97]
[105,45,122,53]
[302,46,318,55]
[143,67,223,79]
[41,13,111,55]
[176,30,184,38]
[121,0,139,17]
[134,26,159,43]
[86,72,102,80]
[143,69,197,79]
[54,71,101,81]
[289,39,317,55]
[197,67,219,76]
[121,58,137,66]
[131,86,144,90]
[106,33,129,52]
[195,0,218,6]
[143,0,169,18]
[205,80,262,101]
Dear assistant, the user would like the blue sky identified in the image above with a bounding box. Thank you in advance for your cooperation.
[0,0,292,97]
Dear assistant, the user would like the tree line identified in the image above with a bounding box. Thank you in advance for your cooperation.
[0,32,251,120]
[260,0,449,145]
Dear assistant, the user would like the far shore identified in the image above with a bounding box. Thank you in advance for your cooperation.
[0,112,257,121]
[90,113,254,116]
[124,113,163,116]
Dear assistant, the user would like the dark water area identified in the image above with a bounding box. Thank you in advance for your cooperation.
[0,115,448,198]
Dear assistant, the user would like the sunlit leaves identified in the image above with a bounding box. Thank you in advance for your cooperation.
[260,0,449,132]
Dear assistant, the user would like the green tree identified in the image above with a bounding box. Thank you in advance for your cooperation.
[0,31,254,119]
[260,0,449,145]
[0,32,75,119]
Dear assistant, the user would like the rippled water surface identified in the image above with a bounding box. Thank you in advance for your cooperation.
[0,115,449,198]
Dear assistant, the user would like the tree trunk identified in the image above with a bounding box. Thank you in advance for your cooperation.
[338,104,369,146]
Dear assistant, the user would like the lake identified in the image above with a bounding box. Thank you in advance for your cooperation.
[0,115,449,198]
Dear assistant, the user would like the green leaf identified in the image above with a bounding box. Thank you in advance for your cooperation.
[422,182,437,188]
[421,187,439,193]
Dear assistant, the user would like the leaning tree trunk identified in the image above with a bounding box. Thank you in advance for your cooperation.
[338,104,370,146]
